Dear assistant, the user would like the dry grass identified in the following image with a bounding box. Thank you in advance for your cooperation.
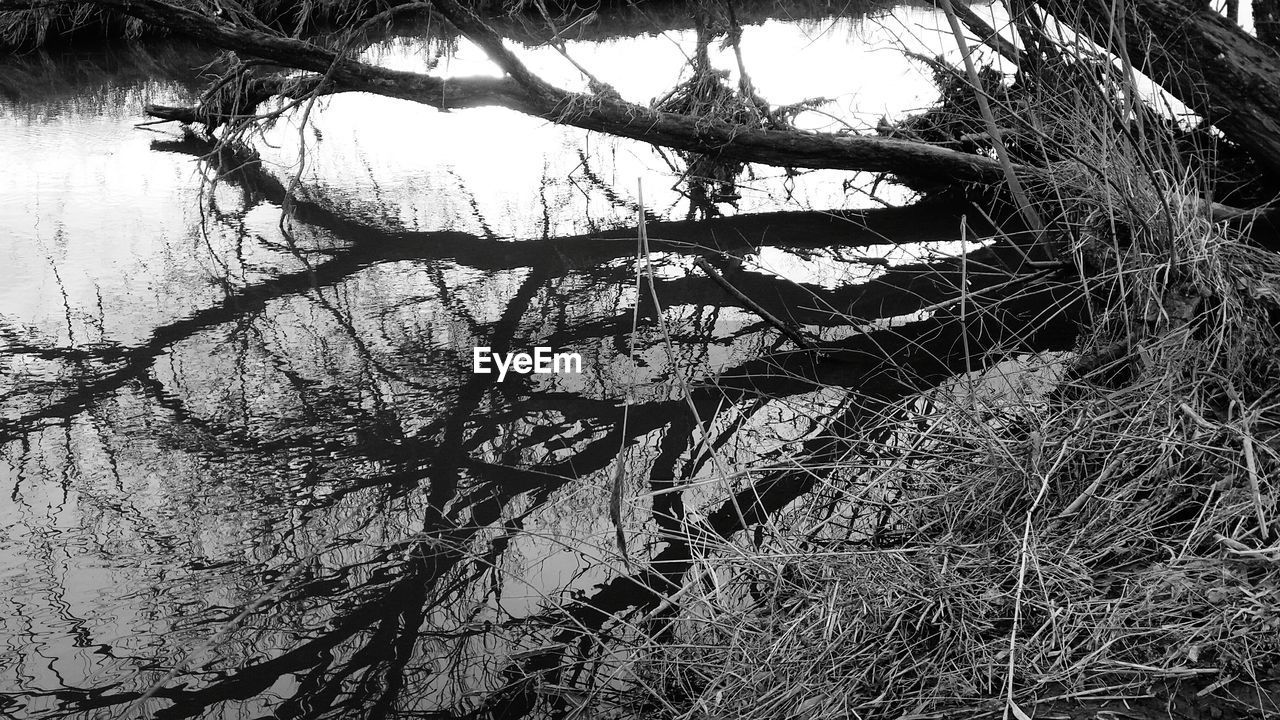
[588,13,1280,720]
[621,224,1280,717]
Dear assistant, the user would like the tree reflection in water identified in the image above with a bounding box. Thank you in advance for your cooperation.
[0,111,1081,720]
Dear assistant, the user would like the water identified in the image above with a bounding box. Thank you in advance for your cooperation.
[0,6,1031,718]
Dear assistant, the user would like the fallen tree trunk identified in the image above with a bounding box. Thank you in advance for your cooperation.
[149,81,1012,181]
[1041,0,1280,177]
[1257,0,1280,52]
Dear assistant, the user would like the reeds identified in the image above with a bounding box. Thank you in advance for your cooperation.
[624,256,1280,716]
[592,7,1280,718]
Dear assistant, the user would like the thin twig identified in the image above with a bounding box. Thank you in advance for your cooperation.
[693,257,815,351]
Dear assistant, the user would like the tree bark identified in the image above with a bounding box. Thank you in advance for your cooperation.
[1258,0,1280,52]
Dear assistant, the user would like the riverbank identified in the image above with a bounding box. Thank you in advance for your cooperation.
[0,0,892,52]
[631,220,1280,716]
[608,25,1280,714]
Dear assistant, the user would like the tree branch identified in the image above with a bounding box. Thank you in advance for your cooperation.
[19,0,1019,183]
[145,70,1018,182]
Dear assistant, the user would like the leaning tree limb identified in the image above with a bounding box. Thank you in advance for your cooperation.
[1039,0,1280,177]
[948,1,1024,65]
[148,72,1015,181]
[1257,0,1280,52]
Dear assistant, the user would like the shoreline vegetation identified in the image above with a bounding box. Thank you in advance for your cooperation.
[3,0,1280,718]
[0,0,894,52]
